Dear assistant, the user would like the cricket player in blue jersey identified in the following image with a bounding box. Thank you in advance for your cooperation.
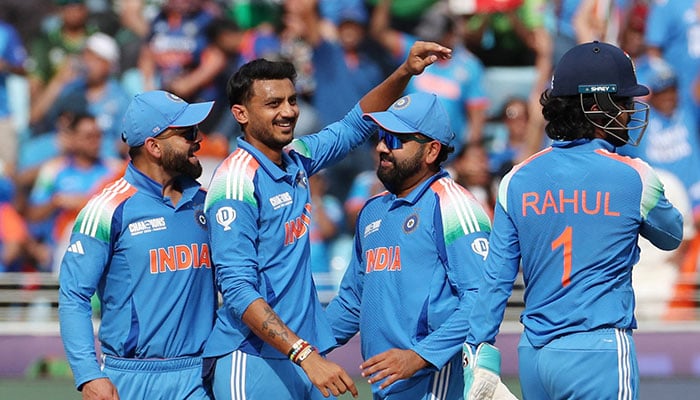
[202,41,453,399]
[59,90,217,399]
[464,41,684,400]
[323,91,497,400]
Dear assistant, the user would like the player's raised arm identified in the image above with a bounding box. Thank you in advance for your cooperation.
[359,41,451,113]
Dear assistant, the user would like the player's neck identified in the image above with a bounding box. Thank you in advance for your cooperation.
[162,179,184,206]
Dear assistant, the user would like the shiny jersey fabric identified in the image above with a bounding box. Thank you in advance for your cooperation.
[59,163,216,389]
[468,139,683,348]
[326,170,492,397]
[203,104,374,359]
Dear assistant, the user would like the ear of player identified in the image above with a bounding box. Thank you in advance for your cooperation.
[463,343,518,400]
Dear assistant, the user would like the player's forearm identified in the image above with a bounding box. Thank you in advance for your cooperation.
[358,63,413,113]
[241,298,301,357]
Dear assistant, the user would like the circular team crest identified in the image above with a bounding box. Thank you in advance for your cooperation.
[403,214,419,234]
[296,171,308,188]
[392,95,411,110]
[194,207,207,230]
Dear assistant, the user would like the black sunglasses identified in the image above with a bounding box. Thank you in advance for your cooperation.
[157,125,199,141]
[377,128,432,150]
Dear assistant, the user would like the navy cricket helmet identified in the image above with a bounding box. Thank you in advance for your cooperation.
[551,41,650,146]
[551,41,648,97]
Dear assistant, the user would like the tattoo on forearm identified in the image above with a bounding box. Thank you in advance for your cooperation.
[260,305,290,342]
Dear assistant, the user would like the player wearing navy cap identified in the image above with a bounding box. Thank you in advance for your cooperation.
[464,41,683,400]
[202,42,452,399]
[324,92,504,400]
[59,90,217,399]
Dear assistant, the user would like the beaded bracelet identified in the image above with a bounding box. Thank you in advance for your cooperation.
[294,344,316,365]
[291,342,312,363]
[288,339,307,361]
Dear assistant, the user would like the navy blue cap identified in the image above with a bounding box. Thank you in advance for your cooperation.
[551,41,649,97]
[362,93,455,146]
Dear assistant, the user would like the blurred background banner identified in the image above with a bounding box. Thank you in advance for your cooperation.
[449,0,524,15]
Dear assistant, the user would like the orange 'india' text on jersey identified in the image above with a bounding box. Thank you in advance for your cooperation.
[149,243,212,273]
[365,246,402,273]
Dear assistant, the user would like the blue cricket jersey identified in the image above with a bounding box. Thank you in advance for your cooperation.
[326,170,492,396]
[468,139,683,348]
[59,163,216,389]
[203,104,375,359]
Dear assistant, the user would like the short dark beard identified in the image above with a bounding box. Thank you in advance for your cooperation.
[377,146,424,194]
[247,122,294,151]
[161,143,202,180]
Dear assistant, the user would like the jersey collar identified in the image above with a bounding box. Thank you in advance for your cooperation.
[236,137,302,185]
[125,162,202,206]
[388,169,450,210]
[552,138,616,152]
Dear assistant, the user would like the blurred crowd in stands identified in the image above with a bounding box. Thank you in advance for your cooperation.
[0,0,698,320]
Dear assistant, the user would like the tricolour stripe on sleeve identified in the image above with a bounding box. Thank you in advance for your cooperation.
[205,148,259,212]
[74,178,136,242]
[285,138,312,159]
[432,178,491,245]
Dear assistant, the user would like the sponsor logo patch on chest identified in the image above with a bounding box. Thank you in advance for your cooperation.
[364,219,381,237]
[270,192,293,209]
[128,217,167,236]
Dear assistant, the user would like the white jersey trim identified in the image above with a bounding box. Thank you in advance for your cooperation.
[616,328,633,400]
[439,178,481,235]
[79,178,131,237]
[226,151,253,201]
[231,350,247,400]
[430,360,451,399]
